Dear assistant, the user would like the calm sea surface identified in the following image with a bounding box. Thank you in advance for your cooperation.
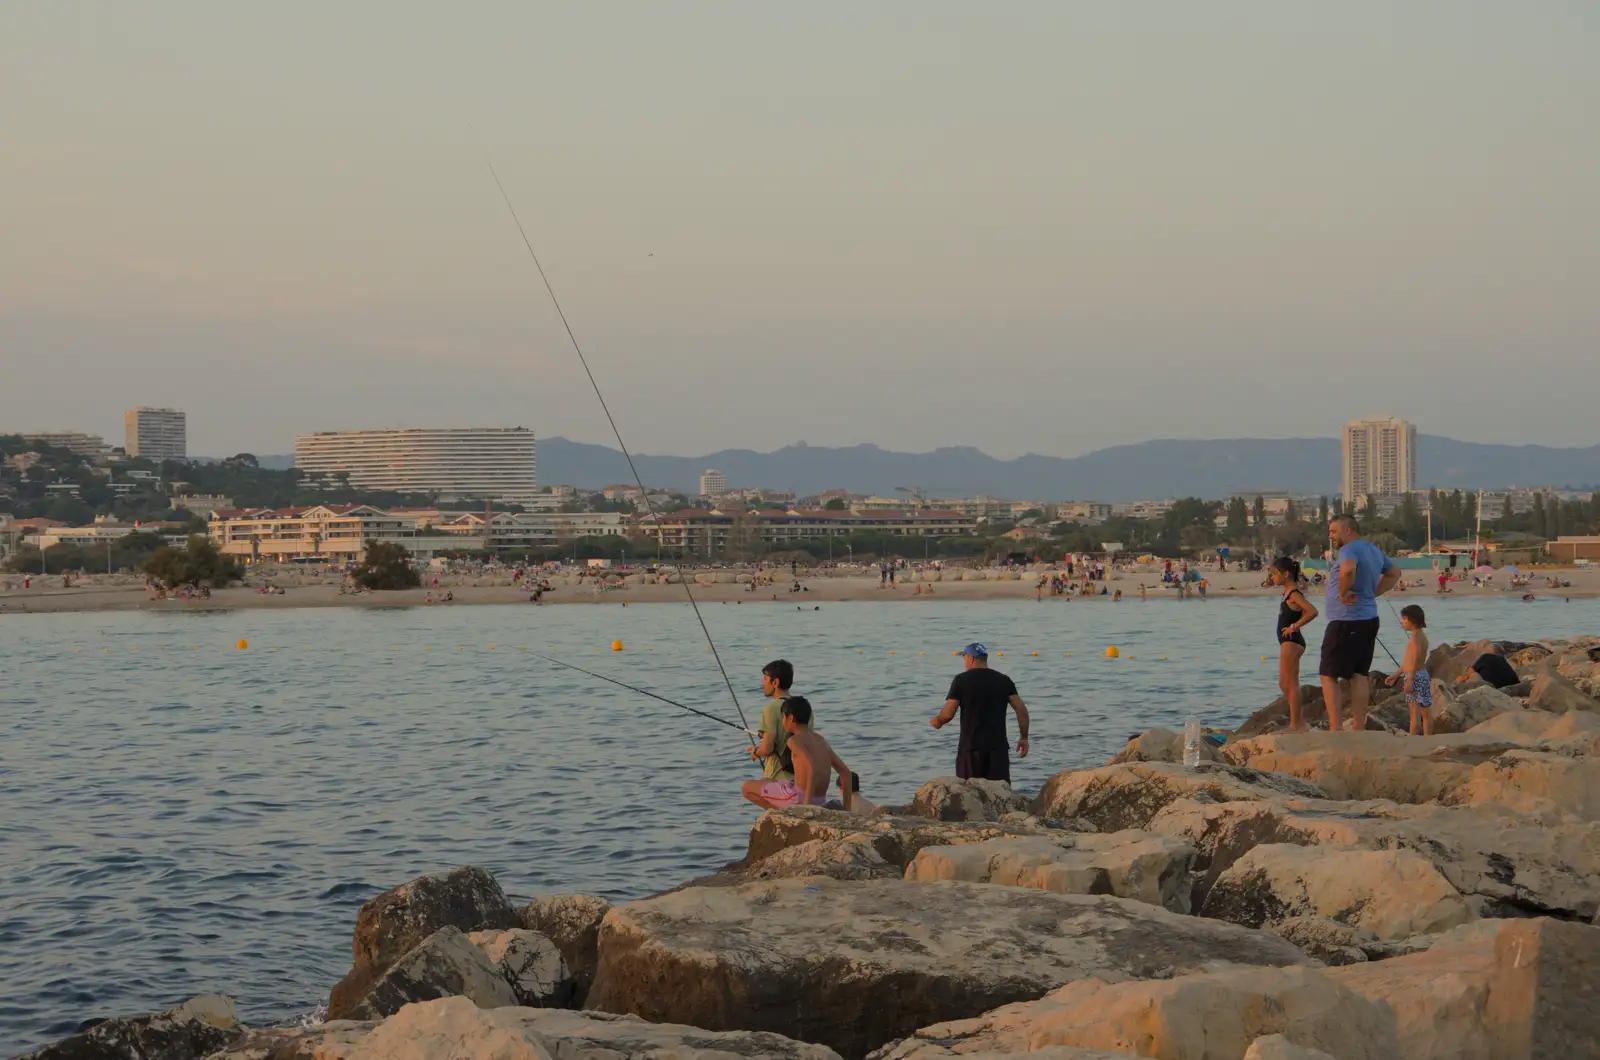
[3,595,1596,1054]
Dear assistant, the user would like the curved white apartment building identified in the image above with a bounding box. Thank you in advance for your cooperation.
[295,428,538,506]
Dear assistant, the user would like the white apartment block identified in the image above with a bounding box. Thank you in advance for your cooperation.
[18,431,111,461]
[698,469,728,499]
[1342,417,1416,503]
[295,427,538,506]
[125,408,187,461]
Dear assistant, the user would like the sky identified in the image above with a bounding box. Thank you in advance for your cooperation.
[2,2,1597,460]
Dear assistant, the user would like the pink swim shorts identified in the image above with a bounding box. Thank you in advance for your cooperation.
[760,780,828,808]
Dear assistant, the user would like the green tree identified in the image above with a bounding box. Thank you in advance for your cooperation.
[1361,494,1376,521]
[1226,497,1249,540]
[351,540,422,590]
[1251,495,1265,532]
[1283,498,1298,525]
[823,497,848,511]
[1531,493,1546,538]
[1318,496,1330,524]
[142,535,241,590]
[1501,494,1514,523]
[1548,495,1563,539]
[1396,493,1425,550]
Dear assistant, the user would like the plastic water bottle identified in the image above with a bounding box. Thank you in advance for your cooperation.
[1183,718,1202,767]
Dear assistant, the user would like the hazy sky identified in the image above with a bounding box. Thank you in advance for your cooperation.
[3,3,1596,459]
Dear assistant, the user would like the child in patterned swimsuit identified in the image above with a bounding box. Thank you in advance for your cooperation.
[1387,604,1432,735]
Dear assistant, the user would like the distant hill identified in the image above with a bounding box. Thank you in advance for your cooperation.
[534,436,1600,502]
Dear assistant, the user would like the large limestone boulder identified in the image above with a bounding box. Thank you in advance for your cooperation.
[1200,843,1472,939]
[1219,731,1518,802]
[866,966,1395,1060]
[1234,685,1330,739]
[329,866,520,1019]
[1266,915,1373,966]
[587,877,1309,1059]
[467,929,575,1008]
[1433,684,1523,734]
[1107,727,1220,765]
[745,806,1095,873]
[1528,664,1600,713]
[21,995,241,1060]
[909,776,1030,821]
[905,832,1197,912]
[1440,749,1600,822]
[1328,917,1600,1060]
[746,835,903,881]
[517,894,611,1006]
[1148,796,1600,921]
[343,925,518,1020]
[1032,762,1325,833]
[1426,639,1496,685]
[1469,709,1567,743]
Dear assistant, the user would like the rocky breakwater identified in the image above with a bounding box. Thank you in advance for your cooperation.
[21,634,1600,1060]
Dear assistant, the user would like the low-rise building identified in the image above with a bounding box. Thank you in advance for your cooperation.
[171,494,235,516]
[1549,536,1600,564]
[1057,502,1113,524]
[641,508,975,555]
[19,431,111,461]
[209,505,421,563]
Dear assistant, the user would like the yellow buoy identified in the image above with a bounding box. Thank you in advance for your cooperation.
[1105,646,1120,658]
[1261,656,1268,663]
[646,647,653,652]
[236,639,247,650]
[1030,651,1039,657]
[888,651,896,655]
[997,651,1004,657]
[130,646,137,652]
[76,649,81,653]
[424,647,431,652]
[612,639,624,652]
[1160,655,1168,660]
[919,651,925,656]
[488,646,495,651]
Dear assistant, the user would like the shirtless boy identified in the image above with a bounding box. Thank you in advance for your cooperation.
[740,698,855,811]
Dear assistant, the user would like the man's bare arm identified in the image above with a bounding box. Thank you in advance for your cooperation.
[931,699,958,728]
[828,746,853,810]
[1009,695,1031,757]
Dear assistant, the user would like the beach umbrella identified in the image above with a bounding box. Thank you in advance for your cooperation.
[1474,565,1494,573]
[1502,565,1520,574]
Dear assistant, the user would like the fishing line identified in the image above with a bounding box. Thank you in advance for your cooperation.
[478,145,751,736]
[537,652,758,739]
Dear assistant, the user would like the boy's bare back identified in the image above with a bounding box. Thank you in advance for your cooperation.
[788,728,850,804]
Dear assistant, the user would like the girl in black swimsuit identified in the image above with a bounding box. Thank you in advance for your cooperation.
[1270,556,1318,732]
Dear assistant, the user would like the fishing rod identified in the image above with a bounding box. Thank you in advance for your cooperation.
[480,147,752,738]
[538,652,758,739]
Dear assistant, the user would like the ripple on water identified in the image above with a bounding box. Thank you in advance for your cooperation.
[2,597,1595,1052]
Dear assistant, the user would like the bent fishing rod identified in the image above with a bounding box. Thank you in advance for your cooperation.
[480,147,752,737]
[539,652,759,740]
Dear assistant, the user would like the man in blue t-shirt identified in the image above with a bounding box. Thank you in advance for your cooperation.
[1320,514,1401,731]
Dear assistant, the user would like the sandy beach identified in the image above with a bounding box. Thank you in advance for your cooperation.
[3,564,1596,614]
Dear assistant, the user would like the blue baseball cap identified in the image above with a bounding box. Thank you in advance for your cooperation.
[960,642,988,659]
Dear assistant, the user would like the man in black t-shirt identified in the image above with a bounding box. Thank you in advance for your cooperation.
[1467,647,1520,689]
[931,642,1031,782]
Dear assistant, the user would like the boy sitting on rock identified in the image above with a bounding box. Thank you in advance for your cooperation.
[741,698,856,811]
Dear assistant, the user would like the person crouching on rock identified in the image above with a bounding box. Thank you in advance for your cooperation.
[740,698,855,811]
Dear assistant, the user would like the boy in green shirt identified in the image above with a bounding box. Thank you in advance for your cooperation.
[748,658,802,780]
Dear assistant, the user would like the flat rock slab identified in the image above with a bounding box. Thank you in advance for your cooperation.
[1201,843,1473,939]
[1149,796,1600,920]
[203,998,842,1060]
[1219,731,1521,803]
[587,877,1309,1060]
[745,806,1096,872]
[905,831,1197,912]
[866,966,1396,1060]
[1032,762,1326,832]
[1328,917,1600,1060]
[1441,749,1600,822]
[1108,727,1221,765]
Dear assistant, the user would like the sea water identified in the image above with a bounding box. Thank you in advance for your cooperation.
[2,596,1594,1052]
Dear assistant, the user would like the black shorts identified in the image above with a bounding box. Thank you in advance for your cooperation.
[956,749,1010,782]
[1320,618,1380,679]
